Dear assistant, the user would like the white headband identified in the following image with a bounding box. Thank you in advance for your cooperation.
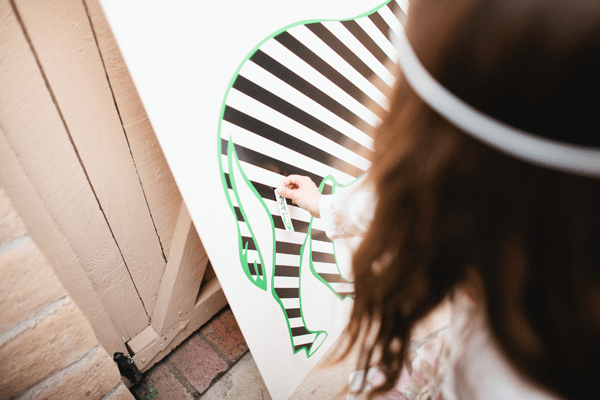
[393,27,600,177]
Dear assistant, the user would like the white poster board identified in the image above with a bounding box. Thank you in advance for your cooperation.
[99,1,405,398]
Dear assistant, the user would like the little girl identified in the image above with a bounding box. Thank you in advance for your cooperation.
[277,0,600,399]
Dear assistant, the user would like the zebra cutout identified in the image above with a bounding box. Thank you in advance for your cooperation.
[218,0,408,357]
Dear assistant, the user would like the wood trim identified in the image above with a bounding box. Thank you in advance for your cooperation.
[133,276,227,373]
[12,0,166,316]
[84,0,183,257]
[151,203,207,335]
[202,261,217,285]
[128,323,187,371]
[0,0,149,346]
[127,325,159,356]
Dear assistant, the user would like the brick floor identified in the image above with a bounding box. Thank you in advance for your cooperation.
[169,334,229,394]
[130,362,194,400]
[199,307,248,363]
[130,306,249,400]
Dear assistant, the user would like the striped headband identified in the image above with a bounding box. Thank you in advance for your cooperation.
[393,27,600,177]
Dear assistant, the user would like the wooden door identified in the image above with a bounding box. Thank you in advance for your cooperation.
[0,0,227,373]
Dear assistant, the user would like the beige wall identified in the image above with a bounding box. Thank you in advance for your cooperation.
[0,0,226,384]
[0,187,133,400]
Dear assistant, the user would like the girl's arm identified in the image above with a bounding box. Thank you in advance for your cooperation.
[276,175,376,239]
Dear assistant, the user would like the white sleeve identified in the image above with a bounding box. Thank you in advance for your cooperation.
[318,179,376,240]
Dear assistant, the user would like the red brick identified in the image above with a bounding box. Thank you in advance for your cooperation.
[169,334,228,393]
[131,362,193,400]
[200,308,248,363]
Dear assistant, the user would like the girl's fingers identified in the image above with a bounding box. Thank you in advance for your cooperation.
[276,175,317,202]
[276,177,294,193]
[277,187,294,198]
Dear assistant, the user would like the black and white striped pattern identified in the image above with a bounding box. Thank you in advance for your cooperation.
[220,0,408,353]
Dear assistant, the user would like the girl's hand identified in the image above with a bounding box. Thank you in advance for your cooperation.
[276,175,322,218]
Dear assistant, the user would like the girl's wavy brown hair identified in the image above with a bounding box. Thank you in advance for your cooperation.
[344,0,600,399]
